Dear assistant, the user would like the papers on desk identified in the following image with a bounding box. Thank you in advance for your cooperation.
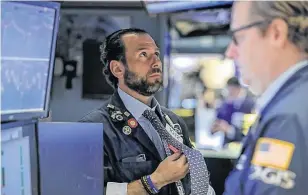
[194,103,244,159]
[198,143,242,159]
[197,131,224,150]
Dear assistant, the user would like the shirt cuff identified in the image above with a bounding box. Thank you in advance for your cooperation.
[226,126,236,140]
[106,182,128,195]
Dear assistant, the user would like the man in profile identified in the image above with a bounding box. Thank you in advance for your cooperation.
[224,1,308,194]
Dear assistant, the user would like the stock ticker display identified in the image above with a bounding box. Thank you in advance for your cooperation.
[1,2,56,114]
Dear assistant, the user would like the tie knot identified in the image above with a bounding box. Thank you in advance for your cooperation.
[142,109,157,121]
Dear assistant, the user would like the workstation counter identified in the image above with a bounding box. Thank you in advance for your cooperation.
[199,142,242,159]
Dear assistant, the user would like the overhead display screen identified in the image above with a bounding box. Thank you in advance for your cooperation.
[143,0,233,14]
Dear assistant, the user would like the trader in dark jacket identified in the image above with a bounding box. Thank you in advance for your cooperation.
[80,28,214,195]
[224,1,308,195]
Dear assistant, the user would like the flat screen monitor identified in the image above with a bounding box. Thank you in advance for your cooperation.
[1,119,40,195]
[38,122,104,195]
[1,1,61,122]
[142,0,233,15]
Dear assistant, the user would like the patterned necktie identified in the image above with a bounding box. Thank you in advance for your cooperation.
[143,109,209,195]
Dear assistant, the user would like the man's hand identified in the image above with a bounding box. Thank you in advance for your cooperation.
[127,152,188,195]
[211,119,231,134]
[150,152,189,190]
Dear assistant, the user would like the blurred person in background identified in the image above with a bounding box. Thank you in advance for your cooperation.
[224,1,308,195]
[211,76,255,144]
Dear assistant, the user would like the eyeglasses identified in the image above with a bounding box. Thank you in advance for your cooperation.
[229,20,269,45]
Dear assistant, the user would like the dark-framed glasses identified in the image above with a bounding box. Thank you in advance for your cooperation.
[229,20,269,45]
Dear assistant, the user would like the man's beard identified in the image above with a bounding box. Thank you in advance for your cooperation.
[124,67,163,96]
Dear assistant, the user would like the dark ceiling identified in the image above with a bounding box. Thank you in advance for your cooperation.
[57,1,231,37]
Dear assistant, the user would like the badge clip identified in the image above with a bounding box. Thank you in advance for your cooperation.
[164,114,175,128]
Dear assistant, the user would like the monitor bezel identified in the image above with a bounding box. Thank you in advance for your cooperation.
[141,1,233,15]
[1,1,61,122]
[1,119,40,195]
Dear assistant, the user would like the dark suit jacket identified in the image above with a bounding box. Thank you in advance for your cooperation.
[79,91,193,195]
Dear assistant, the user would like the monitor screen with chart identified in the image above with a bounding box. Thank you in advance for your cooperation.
[1,119,40,195]
[1,1,60,122]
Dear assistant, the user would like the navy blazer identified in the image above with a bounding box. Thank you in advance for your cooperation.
[79,91,193,195]
[224,63,308,195]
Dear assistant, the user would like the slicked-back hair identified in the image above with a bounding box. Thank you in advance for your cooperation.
[99,28,148,88]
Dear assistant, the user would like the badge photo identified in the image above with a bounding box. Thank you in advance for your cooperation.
[166,123,183,143]
[173,123,182,135]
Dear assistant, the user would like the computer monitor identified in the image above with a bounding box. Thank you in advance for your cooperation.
[38,122,104,195]
[142,0,233,15]
[1,1,61,122]
[1,119,40,195]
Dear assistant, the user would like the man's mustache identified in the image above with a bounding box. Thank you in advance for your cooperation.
[148,68,162,75]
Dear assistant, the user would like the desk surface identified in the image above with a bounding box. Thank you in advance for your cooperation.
[198,143,242,159]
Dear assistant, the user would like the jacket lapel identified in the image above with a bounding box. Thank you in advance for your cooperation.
[108,91,162,161]
[132,124,162,161]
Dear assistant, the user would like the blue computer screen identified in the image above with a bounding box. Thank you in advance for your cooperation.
[1,1,56,116]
